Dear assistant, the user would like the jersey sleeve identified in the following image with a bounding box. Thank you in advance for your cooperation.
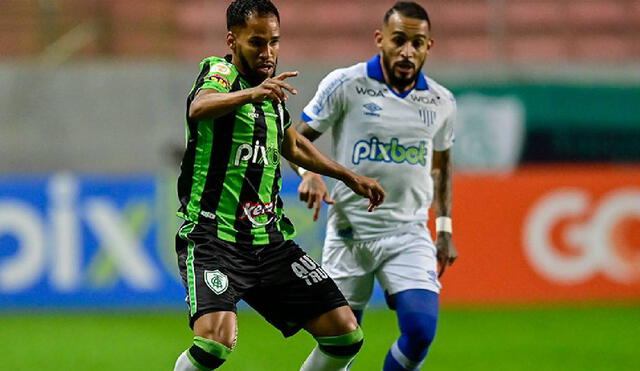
[197,60,237,93]
[301,69,349,133]
[433,93,456,151]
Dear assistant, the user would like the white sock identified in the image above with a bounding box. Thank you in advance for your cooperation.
[390,340,424,371]
[300,346,355,371]
[174,350,200,371]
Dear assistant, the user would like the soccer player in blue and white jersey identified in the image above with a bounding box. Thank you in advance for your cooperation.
[292,2,457,370]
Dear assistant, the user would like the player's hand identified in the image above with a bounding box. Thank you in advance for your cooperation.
[344,174,386,212]
[298,172,334,222]
[248,71,299,103]
[435,232,457,278]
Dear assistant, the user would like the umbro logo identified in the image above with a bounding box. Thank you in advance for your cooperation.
[363,102,383,117]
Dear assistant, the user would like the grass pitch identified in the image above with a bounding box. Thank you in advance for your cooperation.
[2,305,638,370]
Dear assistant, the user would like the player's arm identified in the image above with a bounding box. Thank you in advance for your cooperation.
[288,121,322,173]
[432,149,457,276]
[282,126,385,212]
[287,122,332,221]
[289,68,348,219]
[189,72,299,120]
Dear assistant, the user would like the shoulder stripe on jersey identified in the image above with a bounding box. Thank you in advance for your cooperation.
[188,61,212,103]
[177,61,211,217]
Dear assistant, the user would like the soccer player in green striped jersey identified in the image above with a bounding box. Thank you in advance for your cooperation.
[173,1,386,370]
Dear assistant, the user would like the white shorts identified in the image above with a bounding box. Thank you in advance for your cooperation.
[322,223,441,310]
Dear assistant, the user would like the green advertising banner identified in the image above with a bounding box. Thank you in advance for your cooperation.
[450,84,640,163]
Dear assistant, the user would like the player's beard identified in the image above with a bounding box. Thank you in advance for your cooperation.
[238,51,277,86]
[382,54,423,91]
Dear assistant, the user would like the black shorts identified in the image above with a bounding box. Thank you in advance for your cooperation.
[176,221,348,337]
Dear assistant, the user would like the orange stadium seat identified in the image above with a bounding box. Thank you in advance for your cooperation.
[506,35,568,62]
[428,0,490,35]
[281,1,367,31]
[572,35,636,61]
[436,35,493,62]
[175,2,210,36]
[110,28,175,57]
[632,1,640,22]
[0,1,41,56]
[179,1,227,36]
[566,1,628,30]
[279,37,377,63]
[505,0,565,33]
[0,21,40,56]
[108,1,175,26]
[0,0,637,63]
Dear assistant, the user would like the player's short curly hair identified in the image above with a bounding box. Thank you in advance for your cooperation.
[384,1,431,29]
[226,0,280,31]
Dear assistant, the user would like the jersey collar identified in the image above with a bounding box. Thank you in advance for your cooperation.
[366,54,428,98]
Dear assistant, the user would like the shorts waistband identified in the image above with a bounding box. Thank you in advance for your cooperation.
[327,222,429,243]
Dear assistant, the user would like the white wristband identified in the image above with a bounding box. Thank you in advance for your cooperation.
[435,216,452,233]
[297,166,308,177]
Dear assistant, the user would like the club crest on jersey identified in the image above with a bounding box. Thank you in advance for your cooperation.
[352,137,427,166]
[240,201,277,226]
[211,62,232,76]
[234,140,280,167]
[418,109,437,126]
[204,270,228,295]
[363,102,383,117]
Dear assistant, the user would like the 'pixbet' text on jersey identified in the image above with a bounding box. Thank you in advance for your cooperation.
[352,137,427,166]
[234,140,280,167]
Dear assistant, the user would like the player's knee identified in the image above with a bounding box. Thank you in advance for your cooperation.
[316,326,364,358]
[187,336,233,370]
[401,312,438,348]
[197,329,235,350]
[342,313,360,334]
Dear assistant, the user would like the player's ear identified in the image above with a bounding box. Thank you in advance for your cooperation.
[427,39,434,51]
[374,29,383,49]
[426,38,434,56]
[226,31,236,50]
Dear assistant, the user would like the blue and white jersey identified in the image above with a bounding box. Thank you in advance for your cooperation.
[302,54,456,240]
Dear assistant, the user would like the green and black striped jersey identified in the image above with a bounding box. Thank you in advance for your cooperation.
[177,55,296,245]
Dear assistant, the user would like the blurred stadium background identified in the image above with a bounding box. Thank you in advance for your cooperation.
[1,0,639,370]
